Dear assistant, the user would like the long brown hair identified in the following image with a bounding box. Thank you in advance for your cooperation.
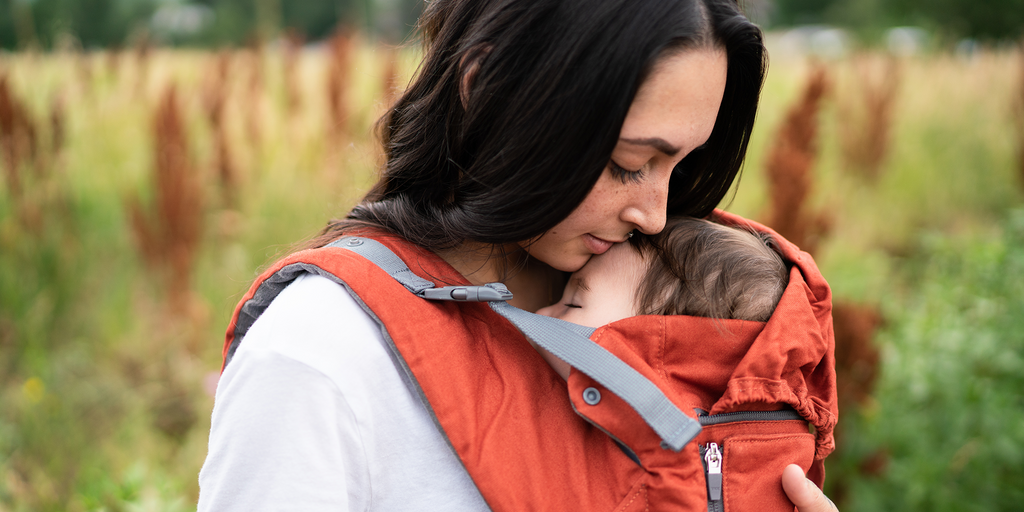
[316,0,767,253]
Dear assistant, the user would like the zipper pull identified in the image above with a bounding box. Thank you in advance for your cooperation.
[705,442,723,501]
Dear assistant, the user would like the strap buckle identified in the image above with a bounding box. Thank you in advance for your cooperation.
[419,283,512,302]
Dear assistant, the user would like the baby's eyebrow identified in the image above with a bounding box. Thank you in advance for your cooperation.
[571,276,591,293]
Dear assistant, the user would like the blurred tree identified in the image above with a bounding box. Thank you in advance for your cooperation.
[0,0,156,50]
[887,0,1024,41]
[0,0,417,50]
[281,0,353,41]
[769,0,1024,41]
[770,0,844,26]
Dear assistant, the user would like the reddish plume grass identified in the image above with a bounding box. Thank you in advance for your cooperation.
[50,92,65,158]
[244,36,265,147]
[0,74,67,231]
[380,47,400,108]
[762,63,832,255]
[326,29,354,139]
[0,72,21,198]
[106,46,122,80]
[829,300,887,505]
[283,29,305,116]
[201,51,231,128]
[134,31,153,97]
[202,51,239,208]
[0,72,40,202]
[832,301,883,409]
[127,85,204,314]
[76,51,93,98]
[837,56,901,183]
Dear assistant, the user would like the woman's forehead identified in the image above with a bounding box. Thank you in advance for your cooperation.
[619,47,727,156]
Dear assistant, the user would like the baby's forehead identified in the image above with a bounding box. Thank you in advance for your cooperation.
[568,243,650,285]
[567,274,591,292]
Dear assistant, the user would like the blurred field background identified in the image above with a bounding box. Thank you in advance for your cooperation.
[1,1,1024,511]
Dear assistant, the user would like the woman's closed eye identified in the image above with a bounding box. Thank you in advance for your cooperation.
[608,160,646,184]
[565,303,582,308]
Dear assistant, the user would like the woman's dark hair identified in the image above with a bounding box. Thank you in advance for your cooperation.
[318,0,767,251]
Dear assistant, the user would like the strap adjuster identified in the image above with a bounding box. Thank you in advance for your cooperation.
[419,283,512,302]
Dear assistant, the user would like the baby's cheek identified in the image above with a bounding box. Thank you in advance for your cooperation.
[535,303,561,318]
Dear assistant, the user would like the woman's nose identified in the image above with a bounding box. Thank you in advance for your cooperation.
[620,169,670,235]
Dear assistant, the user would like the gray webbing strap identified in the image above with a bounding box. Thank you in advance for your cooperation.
[487,301,701,451]
[329,236,702,451]
[329,238,436,294]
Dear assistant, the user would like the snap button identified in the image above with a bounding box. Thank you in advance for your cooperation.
[346,238,364,247]
[582,387,601,406]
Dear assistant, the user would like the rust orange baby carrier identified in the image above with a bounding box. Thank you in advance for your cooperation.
[221,210,837,511]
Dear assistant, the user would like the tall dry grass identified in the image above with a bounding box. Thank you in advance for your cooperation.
[243,39,266,148]
[2,41,1020,511]
[0,71,38,202]
[127,85,205,317]
[202,51,240,209]
[828,299,885,506]
[326,29,355,140]
[380,47,400,109]
[0,69,66,231]
[283,30,305,117]
[134,32,153,98]
[759,63,888,509]
[837,55,901,183]
[761,63,831,256]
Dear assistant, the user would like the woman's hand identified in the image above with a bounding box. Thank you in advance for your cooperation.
[782,464,839,512]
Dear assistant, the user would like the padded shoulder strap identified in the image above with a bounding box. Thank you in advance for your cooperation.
[329,236,702,452]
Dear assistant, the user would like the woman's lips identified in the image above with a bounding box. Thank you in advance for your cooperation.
[582,234,615,255]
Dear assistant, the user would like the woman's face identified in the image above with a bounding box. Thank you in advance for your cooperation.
[519,47,728,272]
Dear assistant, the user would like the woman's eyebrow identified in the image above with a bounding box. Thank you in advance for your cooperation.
[619,137,682,156]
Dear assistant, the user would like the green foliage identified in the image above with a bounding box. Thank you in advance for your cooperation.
[0,0,420,50]
[835,211,1024,511]
[1,40,1022,509]
[768,0,1024,41]
[728,50,1023,509]
[189,0,355,46]
[0,0,157,49]
[887,0,1024,41]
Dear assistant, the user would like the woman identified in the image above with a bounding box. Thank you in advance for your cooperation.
[199,0,838,510]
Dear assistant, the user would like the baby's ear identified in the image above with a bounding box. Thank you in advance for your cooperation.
[459,44,492,109]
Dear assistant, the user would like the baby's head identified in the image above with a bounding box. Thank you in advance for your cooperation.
[537,217,788,328]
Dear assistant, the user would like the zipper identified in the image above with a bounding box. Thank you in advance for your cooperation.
[700,443,724,512]
[696,407,804,426]
[697,408,804,511]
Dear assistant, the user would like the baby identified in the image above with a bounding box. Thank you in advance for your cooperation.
[536,216,789,378]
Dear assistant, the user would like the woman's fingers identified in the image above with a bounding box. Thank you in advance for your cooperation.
[782,464,839,512]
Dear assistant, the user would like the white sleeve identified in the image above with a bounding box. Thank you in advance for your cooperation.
[198,277,370,511]
[198,273,489,512]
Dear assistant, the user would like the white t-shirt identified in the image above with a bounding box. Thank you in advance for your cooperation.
[198,273,491,511]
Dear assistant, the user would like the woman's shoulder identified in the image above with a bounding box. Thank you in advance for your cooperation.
[233,273,389,388]
[211,272,490,511]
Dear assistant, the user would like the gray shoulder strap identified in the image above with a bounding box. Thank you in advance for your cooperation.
[328,236,701,452]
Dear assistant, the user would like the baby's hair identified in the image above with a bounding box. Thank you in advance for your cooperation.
[634,216,788,322]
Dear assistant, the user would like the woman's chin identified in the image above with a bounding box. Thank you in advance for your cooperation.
[547,251,593,273]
